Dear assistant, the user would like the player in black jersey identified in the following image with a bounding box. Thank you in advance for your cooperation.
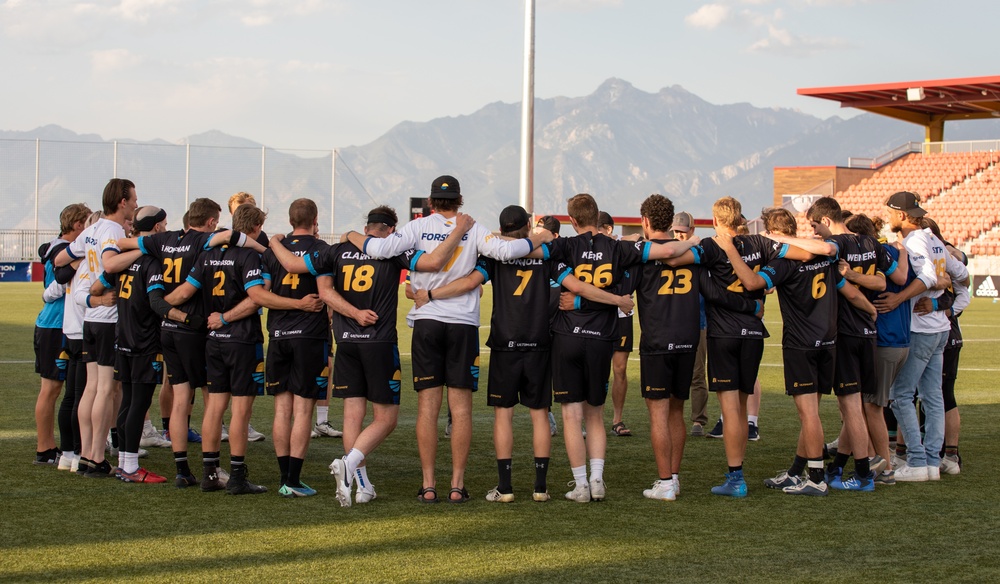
[418,205,633,503]
[802,197,906,489]
[120,198,263,487]
[723,208,876,496]
[532,194,698,502]
[255,199,332,498]
[627,195,763,501]
[168,205,324,495]
[271,204,471,507]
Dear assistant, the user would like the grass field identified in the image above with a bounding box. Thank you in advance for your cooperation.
[2,281,1000,583]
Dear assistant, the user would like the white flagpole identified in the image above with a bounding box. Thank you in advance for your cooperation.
[519,0,535,215]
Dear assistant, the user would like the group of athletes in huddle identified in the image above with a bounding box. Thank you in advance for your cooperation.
[31,173,969,503]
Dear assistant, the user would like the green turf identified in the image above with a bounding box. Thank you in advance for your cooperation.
[2,282,1000,583]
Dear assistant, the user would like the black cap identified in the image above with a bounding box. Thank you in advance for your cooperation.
[133,206,166,232]
[598,211,614,228]
[430,175,461,199]
[499,205,530,233]
[886,191,926,217]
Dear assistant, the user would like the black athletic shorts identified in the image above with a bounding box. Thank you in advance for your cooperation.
[206,340,264,397]
[161,329,207,389]
[114,352,164,385]
[266,337,329,400]
[411,320,479,391]
[487,350,552,409]
[640,352,696,400]
[82,321,116,366]
[615,315,634,353]
[783,347,835,396]
[834,335,876,397]
[706,337,763,394]
[34,326,67,381]
[551,334,613,406]
[331,342,401,405]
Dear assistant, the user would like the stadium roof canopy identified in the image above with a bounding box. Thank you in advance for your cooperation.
[798,75,1000,141]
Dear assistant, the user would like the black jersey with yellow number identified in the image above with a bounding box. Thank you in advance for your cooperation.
[262,234,331,341]
[477,256,561,351]
[542,233,649,341]
[759,256,842,350]
[828,233,895,338]
[114,255,165,355]
[186,246,264,344]
[138,229,214,334]
[695,235,785,339]
[306,241,414,344]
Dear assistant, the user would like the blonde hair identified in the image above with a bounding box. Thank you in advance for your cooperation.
[229,191,257,214]
[712,197,743,231]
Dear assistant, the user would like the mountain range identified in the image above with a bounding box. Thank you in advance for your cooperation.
[5,78,1000,234]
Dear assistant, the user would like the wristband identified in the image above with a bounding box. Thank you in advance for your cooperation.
[573,296,581,310]
[220,313,229,326]
[427,289,434,301]
[86,294,92,308]
[932,298,939,311]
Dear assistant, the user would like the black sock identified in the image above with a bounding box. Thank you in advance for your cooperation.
[203,451,220,475]
[855,455,870,477]
[231,455,245,472]
[896,444,907,456]
[277,455,290,486]
[173,452,190,476]
[162,417,170,432]
[497,458,512,493]
[728,465,743,473]
[287,457,304,488]
[788,455,807,476]
[831,452,850,473]
[534,457,549,493]
[110,428,119,449]
[807,458,825,483]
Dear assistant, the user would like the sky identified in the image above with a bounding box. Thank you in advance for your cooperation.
[2,0,996,150]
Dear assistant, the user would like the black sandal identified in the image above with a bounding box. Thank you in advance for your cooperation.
[612,421,632,437]
[448,487,470,504]
[417,486,439,504]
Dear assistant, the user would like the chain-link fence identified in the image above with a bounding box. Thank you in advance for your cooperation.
[0,138,374,260]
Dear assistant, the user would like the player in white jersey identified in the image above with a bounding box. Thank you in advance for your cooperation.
[873,191,969,482]
[345,175,553,503]
[55,178,139,477]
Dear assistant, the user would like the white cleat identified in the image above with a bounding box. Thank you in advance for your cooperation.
[589,478,606,501]
[565,481,591,503]
[643,479,677,501]
[329,458,353,507]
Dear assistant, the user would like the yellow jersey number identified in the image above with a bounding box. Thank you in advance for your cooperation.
[118,275,134,299]
[574,263,613,288]
[342,265,374,292]
[657,269,693,295]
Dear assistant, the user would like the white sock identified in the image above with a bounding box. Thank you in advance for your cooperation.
[143,419,155,432]
[316,406,329,425]
[672,473,679,482]
[571,465,587,485]
[123,452,140,474]
[345,448,365,477]
[589,458,605,483]
[355,466,372,490]
[117,452,126,470]
[749,415,759,425]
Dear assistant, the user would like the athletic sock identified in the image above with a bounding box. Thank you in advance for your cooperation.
[287,457,304,488]
[497,459,513,493]
[534,457,549,493]
[356,466,371,490]
[807,458,825,484]
[316,406,329,426]
[589,458,605,483]
[162,417,170,433]
[174,451,191,476]
[123,452,139,474]
[855,455,870,477]
[203,451,220,476]
[277,455,290,486]
[944,445,959,457]
[110,428,119,449]
[345,448,365,477]
[789,455,807,477]
[729,465,743,473]
[231,455,245,473]
[748,415,759,426]
[117,452,126,470]
[571,465,587,486]
[831,452,850,473]
[895,444,907,457]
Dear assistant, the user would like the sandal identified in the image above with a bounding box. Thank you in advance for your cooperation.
[448,487,470,504]
[417,486,439,504]
[612,421,632,437]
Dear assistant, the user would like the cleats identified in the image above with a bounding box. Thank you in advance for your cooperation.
[782,478,828,496]
[747,422,760,442]
[329,457,353,508]
[763,471,802,490]
[838,472,875,492]
[825,438,839,459]
[870,455,889,476]
[706,418,724,439]
[201,470,227,492]
[710,471,747,498]
[175,473,199,488]
[356,484,377,504]
[874,470,896,485]
[532,491,550,502]
[825,466,844,489]
[279,483,317,498]
[226,467,267,495]
[485,488,515,503]
[33,448,60,465]
[313,421,343,438]
[140,424,171,448]
[186,428,203,444]
[643,479,677,501]
[247,423,266,442]
[84,459,115,478]
[940,454,961,475]
[564,480,591,503]
[589,478,606,501]
[118,467,167,483]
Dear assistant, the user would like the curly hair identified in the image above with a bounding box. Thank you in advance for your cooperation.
[640,194,675,233]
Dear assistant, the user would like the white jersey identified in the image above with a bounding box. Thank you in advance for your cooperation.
[65,218,124,323]
[62,265,88,339]
[362,213,533,326]
[905,228,969,334]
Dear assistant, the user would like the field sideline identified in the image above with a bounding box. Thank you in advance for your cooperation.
[2,282,999,583]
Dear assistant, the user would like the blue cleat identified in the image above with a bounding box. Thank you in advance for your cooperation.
[826,466,844,489]
[187,428,202,443]
[710,470,748,498]
[279,483,317,498]
[839,472,875,492]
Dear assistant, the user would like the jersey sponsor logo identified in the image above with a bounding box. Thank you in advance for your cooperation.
[976,276,998,297]
[507,340,539,349]
[273,329,304,337]
[414,375,434,382]
[342,331,373,340]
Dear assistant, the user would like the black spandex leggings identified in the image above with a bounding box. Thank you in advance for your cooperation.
[117,382,156,454]
[58,339,85,453]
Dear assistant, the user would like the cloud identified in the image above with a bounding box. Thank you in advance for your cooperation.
[546,0,623,12]
[685,4,730,29]
[91,48,143,73]
[236,0,331,26]
[748,24,852,56]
